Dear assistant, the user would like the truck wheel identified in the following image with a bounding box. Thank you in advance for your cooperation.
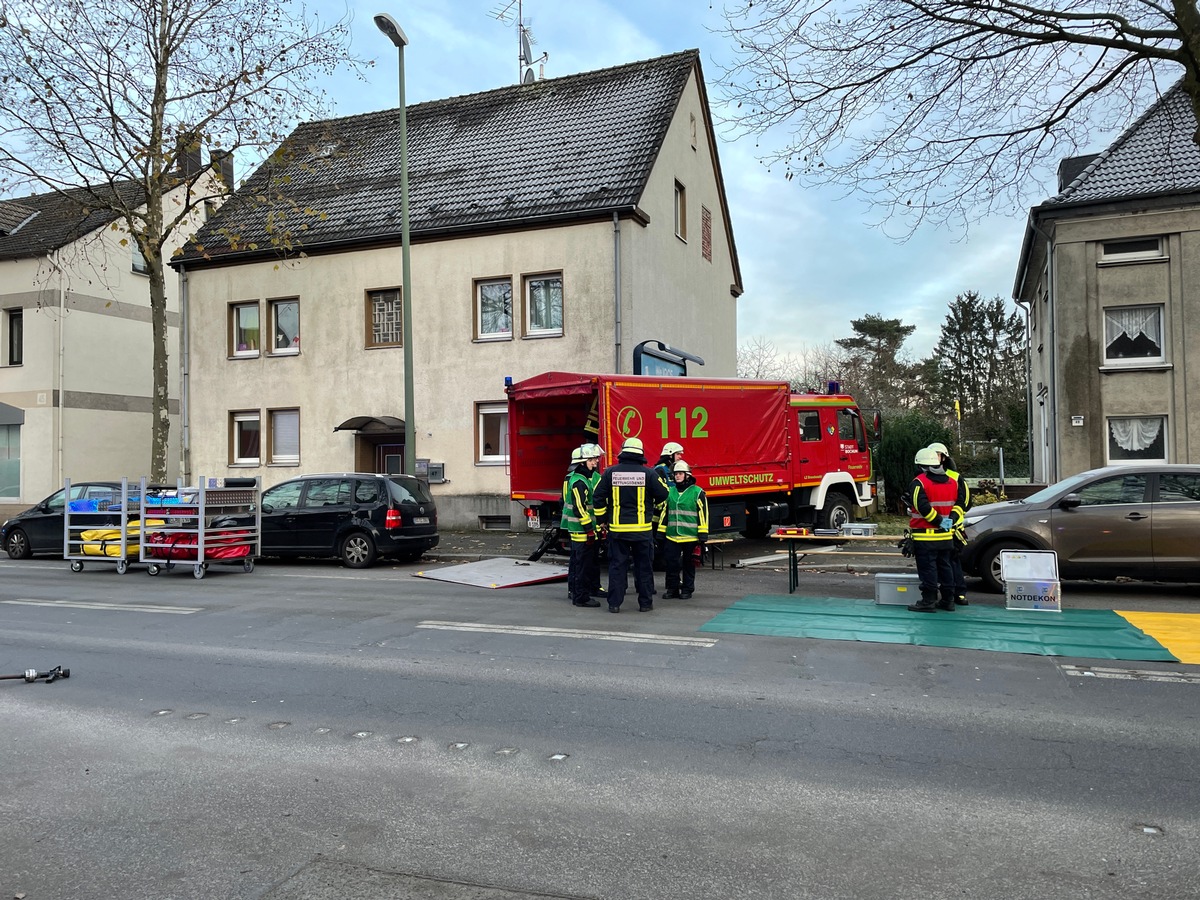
[979,540,1031,593]
[819,493,853,531]
[340,532,377,568]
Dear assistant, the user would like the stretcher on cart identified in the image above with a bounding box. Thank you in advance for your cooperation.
[144,529,255,578]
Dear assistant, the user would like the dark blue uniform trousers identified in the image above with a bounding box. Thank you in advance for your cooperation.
[914,540,955,605]
[607,534,654,609]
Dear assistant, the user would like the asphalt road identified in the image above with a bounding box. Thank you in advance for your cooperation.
[1,542,1198,900]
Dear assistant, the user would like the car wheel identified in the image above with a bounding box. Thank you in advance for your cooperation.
[5,528,32,560]
[979,540,1032,593]
[819,493,853,531]
[340,532,377,568]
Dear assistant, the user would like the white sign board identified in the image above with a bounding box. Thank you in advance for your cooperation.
[1001,550,1061,611]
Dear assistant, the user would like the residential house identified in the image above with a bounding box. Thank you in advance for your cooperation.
[1014,83,1200,483]
[173,50,743,529]
[0,164,225,521]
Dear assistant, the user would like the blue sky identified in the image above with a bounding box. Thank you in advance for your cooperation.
[321,0,1047,360]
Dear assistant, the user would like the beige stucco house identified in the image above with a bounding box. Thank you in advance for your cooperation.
[0,168,224,521]
[1014,84,1200,483]
[173,50,743,529]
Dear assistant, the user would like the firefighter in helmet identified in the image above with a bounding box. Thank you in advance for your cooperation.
[906,447,964,612]
[928,441,970,605]
[660,460,709,599]
[563,445,600,607]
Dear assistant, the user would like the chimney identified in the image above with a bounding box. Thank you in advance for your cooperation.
[1057,154,1100,192]
[176,132,202,179]
[211,150,235,191]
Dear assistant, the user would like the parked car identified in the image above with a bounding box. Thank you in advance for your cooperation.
[961,464,1200,592]
[2,482,140,559]
[244,473,438,568]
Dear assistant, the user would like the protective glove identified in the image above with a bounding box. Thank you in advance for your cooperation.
[585,529,596,542]
[940,516,954,530]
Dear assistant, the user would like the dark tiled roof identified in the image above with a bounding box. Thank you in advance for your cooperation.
[177,50,699,263]
[0,181,146,262]
[1049,82,1200,206]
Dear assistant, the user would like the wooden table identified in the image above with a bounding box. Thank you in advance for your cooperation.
[770,532,899,593]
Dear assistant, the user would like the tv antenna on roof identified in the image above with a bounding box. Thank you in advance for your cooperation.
[490,0,548,84]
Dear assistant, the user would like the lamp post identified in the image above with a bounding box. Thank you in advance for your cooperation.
[374,12,416,476]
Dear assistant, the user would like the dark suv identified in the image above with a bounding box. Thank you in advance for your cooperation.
[251,473,438,567]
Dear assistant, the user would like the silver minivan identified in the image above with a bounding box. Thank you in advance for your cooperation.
[961,464,1200,591]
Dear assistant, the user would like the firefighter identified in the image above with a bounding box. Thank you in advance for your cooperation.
[580,443,606,600]
[562,446,600,607]
[661,460,709,599]
[592,436,668,613]
[906,447,964,612]
[652,442,684,562]
[929,441,970,605]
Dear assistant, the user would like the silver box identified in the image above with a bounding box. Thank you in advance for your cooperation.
[875,573,921,605]
[1004,579,1062,611]
[841,523,878,536]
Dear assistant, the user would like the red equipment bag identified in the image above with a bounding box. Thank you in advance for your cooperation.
[145,530,253,561]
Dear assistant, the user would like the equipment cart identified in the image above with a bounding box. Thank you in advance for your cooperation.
[63,477,159,575]
[140,476,260,579]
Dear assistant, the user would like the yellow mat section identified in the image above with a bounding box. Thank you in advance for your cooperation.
[1117,611,1200,664]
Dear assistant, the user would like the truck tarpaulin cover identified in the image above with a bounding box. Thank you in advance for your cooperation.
[603,379,789,493]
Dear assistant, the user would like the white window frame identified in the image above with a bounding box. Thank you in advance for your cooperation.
[231,411,261,465]
[1099,237,1164,263]
[231,302,260,358]
[523,273,563,337]
[476,402,509,464]
[131,240,150,275]
[269,298,300,355]
[1103,305,1164,365]
[674,181,687,241]
[475,278,513,341]
[3,308,21,367]
[268,408,300,465]
[1106,415,1166,465]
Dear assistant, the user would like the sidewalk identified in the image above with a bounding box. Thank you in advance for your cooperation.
[428,529,913,575]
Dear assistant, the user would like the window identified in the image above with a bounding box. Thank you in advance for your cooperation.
[1157,473,1200,503]
[1107,416,1166,464]
[131,240,149,275]
[270,299,300,354]
[230,303,260,357]
[477,402,509,463]
[701,205,712,262]
[1100,237,1163,262]
[262,479,302,511]
[1076,474,1148,506]
[524,274,562,336]
[302,478,351,507]
[367,288,403,348]
[268,408,300,465]
[674,181,687,241]
[230,411,261,464]
[5,309,21,366]
[0,423,18,499]
[476,279,512,339]
[798,411,821,442]
[1104,306,1163,363]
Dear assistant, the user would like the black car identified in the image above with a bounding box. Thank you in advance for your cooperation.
[250,473,438,567]
[3,482,134,559]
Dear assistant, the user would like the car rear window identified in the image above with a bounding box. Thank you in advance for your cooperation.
[387,477,432,504]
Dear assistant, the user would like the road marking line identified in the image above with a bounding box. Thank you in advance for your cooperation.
[417,620,717,647]
[1060,664,1200,684]
[2,599,201,615]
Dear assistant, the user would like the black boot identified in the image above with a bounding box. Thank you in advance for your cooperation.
[908,593,937,613]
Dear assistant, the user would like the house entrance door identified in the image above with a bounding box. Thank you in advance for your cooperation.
[376,443,404,474]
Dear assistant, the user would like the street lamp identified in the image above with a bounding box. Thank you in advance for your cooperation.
[374,12,416,477]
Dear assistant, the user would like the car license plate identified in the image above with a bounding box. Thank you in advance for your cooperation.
[412,516,429,525]
[527,514,541,529]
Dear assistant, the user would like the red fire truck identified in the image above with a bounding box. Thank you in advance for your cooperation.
[506,372,876,544]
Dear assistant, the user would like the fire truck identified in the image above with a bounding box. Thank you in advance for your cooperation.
[506,372,876,549]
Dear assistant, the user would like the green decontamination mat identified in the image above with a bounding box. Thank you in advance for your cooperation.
[699,595,1179,661]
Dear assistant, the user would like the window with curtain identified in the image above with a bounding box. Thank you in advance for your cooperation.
[1104,306,1163,362]
[269,409,300,465]
[477,402,509,463]
[1107,416,1165,463]
[231,303,260,357]
[270,299,300,353]
[476,279,512,339]
[231,411,261,464]
[524,274,562,336]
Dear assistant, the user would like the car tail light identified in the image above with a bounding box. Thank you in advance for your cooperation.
[385,508,402,530]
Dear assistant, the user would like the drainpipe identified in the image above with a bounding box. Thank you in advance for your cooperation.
[613,212,622,373]
[179,265,190,482]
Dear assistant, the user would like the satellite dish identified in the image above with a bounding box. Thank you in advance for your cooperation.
[520,29,533,65]
[522,67,535,84]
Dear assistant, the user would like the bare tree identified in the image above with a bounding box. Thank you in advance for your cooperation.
[717,1,1197,231]
[0,0,366,480]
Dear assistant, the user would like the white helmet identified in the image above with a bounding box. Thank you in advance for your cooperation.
[581,443,602,460]
[928,441,949,456]
[672,460,691,474]
[621,436,644,454]
[570,446,584,463]
[914,447,940,467]
[660,441,684,457]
